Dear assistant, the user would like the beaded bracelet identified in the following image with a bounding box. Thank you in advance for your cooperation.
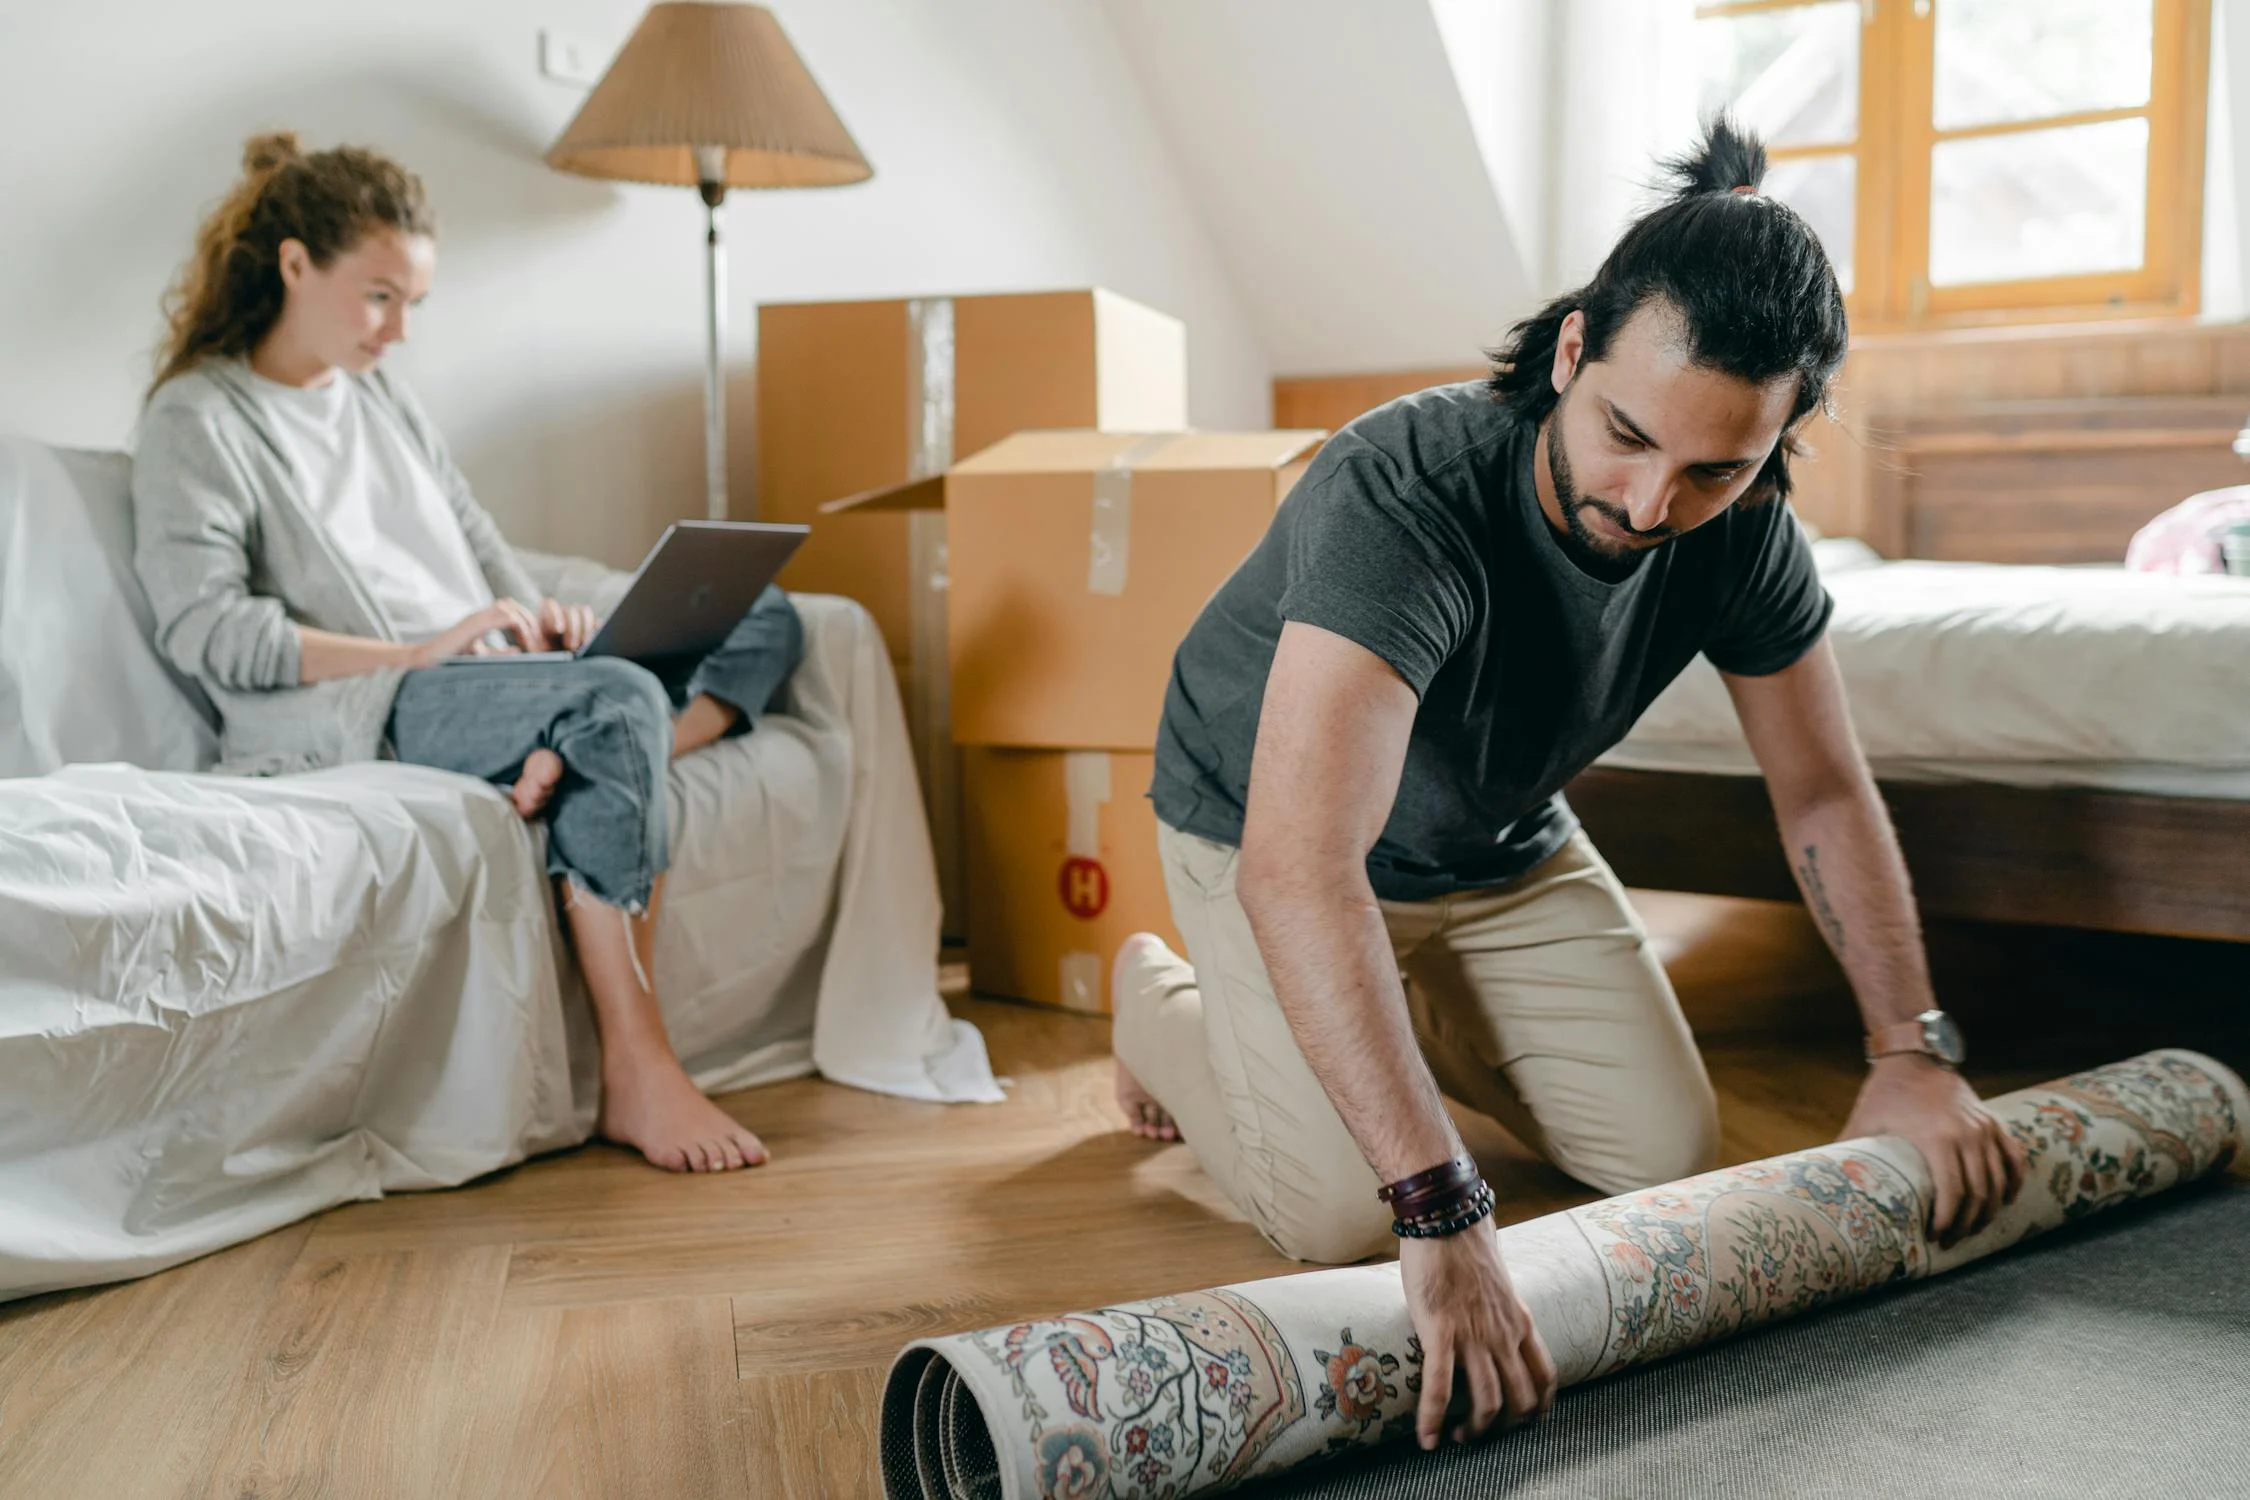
[1391,1181,1496,1240]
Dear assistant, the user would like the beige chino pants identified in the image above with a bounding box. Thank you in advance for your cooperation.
[1114,823,1722,1265]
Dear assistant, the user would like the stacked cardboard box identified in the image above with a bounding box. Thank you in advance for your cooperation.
[755,291,1187,937]
[937,429,1324,1012]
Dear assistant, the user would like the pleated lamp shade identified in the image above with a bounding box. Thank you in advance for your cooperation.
[545,2,871,189]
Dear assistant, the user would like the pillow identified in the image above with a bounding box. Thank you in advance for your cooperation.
[0,436,218,777]
[2124,485,2250,575]
[1811,536,1884,575]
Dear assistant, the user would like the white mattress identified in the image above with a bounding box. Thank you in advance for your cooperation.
[1599,543,2250,799]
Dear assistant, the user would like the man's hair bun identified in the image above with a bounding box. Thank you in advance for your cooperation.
[1661,115,1767,199]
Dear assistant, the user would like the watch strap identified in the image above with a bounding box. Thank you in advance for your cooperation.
[1866,1017,1934,1059]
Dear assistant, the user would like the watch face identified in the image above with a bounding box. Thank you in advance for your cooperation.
[1922,1011,1966,1066]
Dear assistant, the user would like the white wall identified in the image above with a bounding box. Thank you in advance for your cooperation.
[2207,0,2248,319]
[1431,0,1560,298]
[1106,0,1533,377]
[1429,0,1702,305]
[1528,0,1701,294]
[0,0,1268,567]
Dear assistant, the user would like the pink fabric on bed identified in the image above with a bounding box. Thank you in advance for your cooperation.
[2125,485,2250,573]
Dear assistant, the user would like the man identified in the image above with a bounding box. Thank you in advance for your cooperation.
[1109,121,2029,1451]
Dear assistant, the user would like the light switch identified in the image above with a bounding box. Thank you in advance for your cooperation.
[539,30,603,87]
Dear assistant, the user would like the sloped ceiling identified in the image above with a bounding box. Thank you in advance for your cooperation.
[1104,0,1535,377]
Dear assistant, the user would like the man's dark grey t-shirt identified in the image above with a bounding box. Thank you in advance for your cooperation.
[1150,382,1832,901]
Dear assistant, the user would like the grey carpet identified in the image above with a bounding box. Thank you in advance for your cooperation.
[1244,1181,2250,1500]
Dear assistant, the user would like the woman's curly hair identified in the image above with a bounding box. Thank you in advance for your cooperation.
[151,131,433,395]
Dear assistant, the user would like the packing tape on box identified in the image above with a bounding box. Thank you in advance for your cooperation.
[1059,751,1113,1013]
[1063,750,1110,859]
[904,295,956,693]
[904,299,955,630]
[1058,952,1103,1013]
[905,297,956,480]
[1088,435,1176,597]
[906,298,963,934]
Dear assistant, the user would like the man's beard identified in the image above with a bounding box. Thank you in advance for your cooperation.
[1544,390,1677,576]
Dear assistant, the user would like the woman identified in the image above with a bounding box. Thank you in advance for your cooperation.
[134,133,797,1174]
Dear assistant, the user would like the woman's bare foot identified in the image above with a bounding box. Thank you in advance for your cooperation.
[510,748,564,818]
[1115,1060,1178,1141]
[596,1049,769,1172]
[672,694,741,759]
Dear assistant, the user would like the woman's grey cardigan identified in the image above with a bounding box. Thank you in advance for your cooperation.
[131,360,543,775]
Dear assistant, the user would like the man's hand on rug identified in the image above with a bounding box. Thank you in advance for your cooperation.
[1841,1055,2029,1248]
[1399,1218,1556,1449]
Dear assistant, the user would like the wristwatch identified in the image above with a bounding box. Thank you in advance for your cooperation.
[1865,1009,1966,1068]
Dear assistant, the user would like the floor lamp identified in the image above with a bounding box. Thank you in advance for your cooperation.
[545,2,871,521]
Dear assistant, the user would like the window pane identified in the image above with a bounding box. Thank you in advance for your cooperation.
[1934,0,2153,132]
[1928,118,2148,287]
[1767,154,1857,295]
[1695,1,1860,149]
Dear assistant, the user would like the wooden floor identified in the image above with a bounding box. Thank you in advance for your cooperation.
[3,917,2244,1499]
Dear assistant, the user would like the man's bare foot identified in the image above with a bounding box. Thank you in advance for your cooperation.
[1115,1060,1178,1141]
[596,1050,769,1172]
[510,748,564,819]
[1111,932,1181,1140]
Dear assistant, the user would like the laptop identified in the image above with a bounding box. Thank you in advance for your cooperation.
[447,520,809,665]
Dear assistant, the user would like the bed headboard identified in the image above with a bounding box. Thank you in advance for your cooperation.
[1862,395,2250,564]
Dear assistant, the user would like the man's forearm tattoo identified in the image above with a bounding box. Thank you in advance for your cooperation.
[1796,843,1845,956]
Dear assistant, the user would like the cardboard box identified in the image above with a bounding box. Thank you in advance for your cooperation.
[963,747,1182,1013]
[757,289,1189,646]
[757,290,1188,937]
[942,430,1323,750]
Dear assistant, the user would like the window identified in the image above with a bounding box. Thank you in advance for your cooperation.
[1695,0,2209,329]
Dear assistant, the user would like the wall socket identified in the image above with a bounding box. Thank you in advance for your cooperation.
[539,30,603,88]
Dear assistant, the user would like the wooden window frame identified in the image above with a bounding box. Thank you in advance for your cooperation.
[1697,0,2210,332]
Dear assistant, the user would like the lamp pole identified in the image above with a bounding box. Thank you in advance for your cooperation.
[544,8,869,523]
[695,144,729,522]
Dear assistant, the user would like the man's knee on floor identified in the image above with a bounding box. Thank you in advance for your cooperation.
[1253,1183,1394,1266]
[1566,1086,1724,1197]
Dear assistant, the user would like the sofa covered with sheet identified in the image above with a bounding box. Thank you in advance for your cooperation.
[0,437,999,1302]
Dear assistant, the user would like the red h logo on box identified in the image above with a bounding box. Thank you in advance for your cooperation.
[1058,857,1110,920]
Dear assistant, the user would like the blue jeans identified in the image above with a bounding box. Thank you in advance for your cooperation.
[386,586,803,911]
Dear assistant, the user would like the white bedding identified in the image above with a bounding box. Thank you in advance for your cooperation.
[1600,545,2250,797]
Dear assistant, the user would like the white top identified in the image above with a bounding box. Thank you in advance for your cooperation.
[242,368,494,640]
[1599,540,2250,799]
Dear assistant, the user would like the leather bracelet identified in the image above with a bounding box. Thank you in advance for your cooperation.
[1392,1182,1496,1239]
[1377,1155,1478,1212]
[1393,1178,1493,1229]
[1390,1183,1482,1225]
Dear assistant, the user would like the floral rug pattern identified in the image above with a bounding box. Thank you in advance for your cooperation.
[968,1288,1304,1498]
[890,1050,2246,1499]
[1578,1147,1924,1376]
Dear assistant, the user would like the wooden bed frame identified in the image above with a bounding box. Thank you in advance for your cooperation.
[1566,767,2250,944]
[1567,394,2250,945]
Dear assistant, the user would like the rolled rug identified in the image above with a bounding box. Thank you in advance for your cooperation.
[879,1049,2247,1500]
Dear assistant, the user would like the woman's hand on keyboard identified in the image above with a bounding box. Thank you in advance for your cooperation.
[539,598,599,653]
[410,599,552,666]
